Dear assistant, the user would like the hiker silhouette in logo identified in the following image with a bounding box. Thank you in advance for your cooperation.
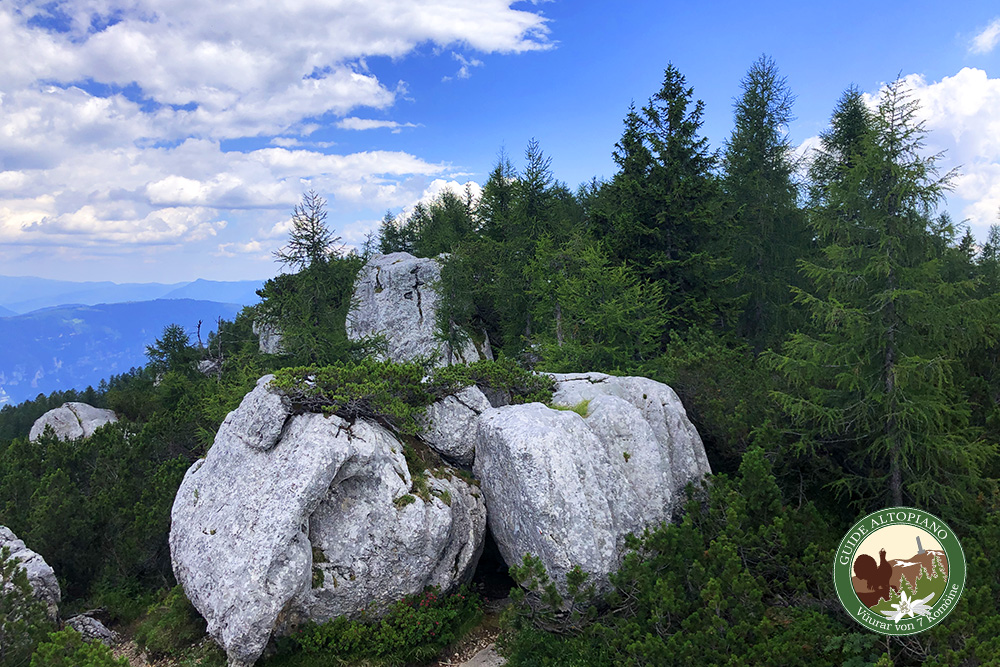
[853,548,898,607]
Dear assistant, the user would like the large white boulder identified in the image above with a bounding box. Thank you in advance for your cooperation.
[473,372,710,596]
[347,253,489,367]
[29,402,118,442]
[170,376,486,667]
[0,525,61,620]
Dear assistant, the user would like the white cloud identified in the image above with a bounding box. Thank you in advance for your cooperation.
[337,118,419,132]
[443,53,485,82]
[0,1,550,270]
[970,18,1000,54]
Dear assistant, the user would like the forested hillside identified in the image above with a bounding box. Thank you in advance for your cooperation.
[2,57,999,666]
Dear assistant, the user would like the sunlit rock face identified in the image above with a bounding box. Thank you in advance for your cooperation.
[473,372,711,597]
[29,402,118,442]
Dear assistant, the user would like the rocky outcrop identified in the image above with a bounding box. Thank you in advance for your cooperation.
[66,613,117,645]
[170,376,486,667]
[473,372,710,596]
[347,253,489,367]
[420,386,492,467]
[29,402,118,442]
[252,319,285,355]
[0,525,61,620]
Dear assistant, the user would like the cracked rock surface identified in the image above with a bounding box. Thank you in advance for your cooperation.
[29,402,118,442]
[170,376,485,667]
[0,525,61,620]
[347,253,489,366]
[473,372,710,596]
[420,386,493,466]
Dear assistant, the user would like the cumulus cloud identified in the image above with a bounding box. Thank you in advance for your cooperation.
[0,1,550,273]
[970,18,1000,54]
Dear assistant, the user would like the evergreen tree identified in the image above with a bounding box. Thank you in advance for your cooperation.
[723,56,809,348]
[594,65,726,331]
[377,210,416,255]
[273,190,341,270]
[769,81,996,509]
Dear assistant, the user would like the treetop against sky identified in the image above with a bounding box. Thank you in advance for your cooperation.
[1,0,999,283]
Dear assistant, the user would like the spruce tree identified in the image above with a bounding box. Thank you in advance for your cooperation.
[769,82,996,509]
[723,56,809,349]
[593,65,725,331]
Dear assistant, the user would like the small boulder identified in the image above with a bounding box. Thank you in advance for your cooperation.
[473,373,710,596]
[29,402,117,442]
[252,319,285,355]
[170,377,486,667]
[0,525,61,620]
[420,386,492,466]
[65,613,117,645]
[347,253,490,366]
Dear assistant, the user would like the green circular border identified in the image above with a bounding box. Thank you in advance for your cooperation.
[833,507,966,636]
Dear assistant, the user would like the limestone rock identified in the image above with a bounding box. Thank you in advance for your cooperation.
[197,358,223,378]
[347,253,489,367]
[548,372,710,496]
[0,525,60,620]
[420,386,492,466]
[29,402,118,442]
[473,373,710,596]
[66,614,117,645]
[252,319,285,355]
[170,377,486,667]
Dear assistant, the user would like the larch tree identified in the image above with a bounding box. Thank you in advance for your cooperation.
[273,190,342,270]
[768,82,996,509]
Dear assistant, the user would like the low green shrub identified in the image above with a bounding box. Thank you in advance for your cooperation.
[430,357,554,405]
[133,586,206,658]
[29,628,129,667]
[272,360,445,435]
[264,586,482,667]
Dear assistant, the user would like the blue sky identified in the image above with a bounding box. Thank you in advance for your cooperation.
[2,1,1000,283]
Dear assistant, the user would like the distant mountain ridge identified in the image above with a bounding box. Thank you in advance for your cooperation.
[0,275,265,314]
[0,299,245,405]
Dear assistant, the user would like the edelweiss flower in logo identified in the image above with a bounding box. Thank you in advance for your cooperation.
[880,589,936,622]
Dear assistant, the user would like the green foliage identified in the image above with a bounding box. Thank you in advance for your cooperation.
[29,628,129,667]
[723,55,810,349]
[271,360,445,435]
[591,64,728,332]
[529,239,668,373]
[430,357,554,405]
[145,324,200,377]
[767,81,998,511]
[254,252,366,366]
[263,587,482,667]
[0,547,53,667]
[133,586,207,658]
[643,328,774,471]
[549,399,590,417]
[273,190,341,271]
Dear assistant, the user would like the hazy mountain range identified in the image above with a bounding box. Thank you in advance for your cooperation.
[0,275,267,406]
[0,275,265,314]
